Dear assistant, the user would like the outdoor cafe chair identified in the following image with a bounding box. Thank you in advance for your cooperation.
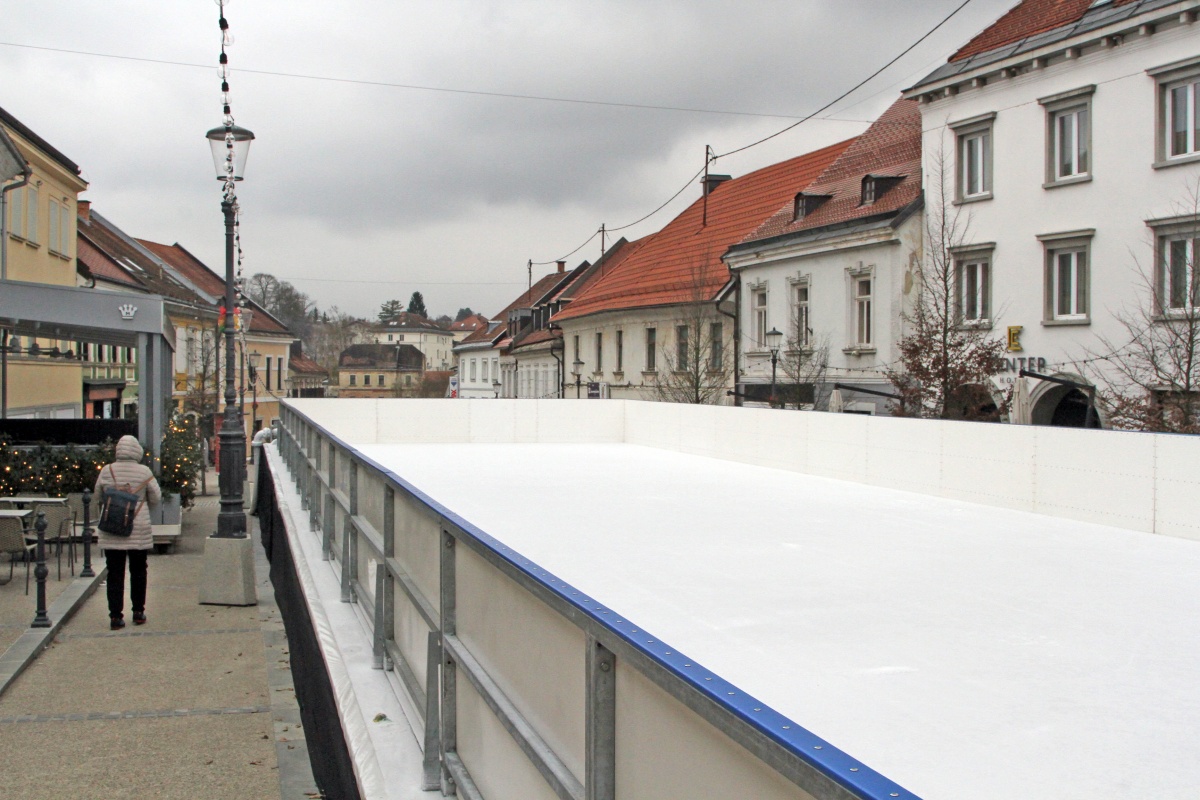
[29,504,76,580]
[0,517,36,594]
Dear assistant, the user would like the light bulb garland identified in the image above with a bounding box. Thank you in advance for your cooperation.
[217,0,248,313]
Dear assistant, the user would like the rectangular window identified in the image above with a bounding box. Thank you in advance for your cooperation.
[616,330,624,372]
[955,257,991,323]
[25,186,38,243]
[470,359,477,381]
[48,200,60,254]
[573,335,579,365]
[1053,107,1089,179]
[378,374,385,386]
[961,132,989,197]
[364,374,371,386]
[1162,235,1199,312]
[1052,249,1088,319]
[278,357,284,390]
[645,328,656,371]
[709,322,723,370]
[492,359,498,380]
[481,358,489,382]
[1168,78,1199,158]
[854,277,873,346]
[595,332,603,372]
[8,184,23,238]
[1040,86,1094,184]
[793,284,811,348]
[265,358,272,390]
[752,288,768,348]
[951,113,995,201]
[349,374,357,386]
[676,325,689,367]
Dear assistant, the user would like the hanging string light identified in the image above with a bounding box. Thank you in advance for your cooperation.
[216,0,250,314]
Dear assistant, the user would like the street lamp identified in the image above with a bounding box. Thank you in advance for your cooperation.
[765,327,783,407]
[247,351,261,438]
[492,378,501,399]
[205,123,254,539]
[571,358,584,399]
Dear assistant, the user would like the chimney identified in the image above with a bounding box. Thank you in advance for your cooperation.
[701,174,732,196]
[556,261,566,273]
[77,200,90,221]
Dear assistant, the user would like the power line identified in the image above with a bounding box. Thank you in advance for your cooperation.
[286,276,526,286]
[715,0,976,159]
[529,0,977,265]
[0,41,811,121]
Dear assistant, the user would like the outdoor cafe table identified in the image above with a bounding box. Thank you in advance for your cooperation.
[0,497,68,507]
[0,509,32,520]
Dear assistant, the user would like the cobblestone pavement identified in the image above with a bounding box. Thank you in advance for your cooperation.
[0,474,319,800]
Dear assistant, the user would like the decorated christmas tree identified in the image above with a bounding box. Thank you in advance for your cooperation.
[158,412,202,508]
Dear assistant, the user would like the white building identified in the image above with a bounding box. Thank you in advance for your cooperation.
[724,98,924,413]
[554,148,849,405]
[903,0,1200,425]
[452,321,504,399]
[369,313,453,371]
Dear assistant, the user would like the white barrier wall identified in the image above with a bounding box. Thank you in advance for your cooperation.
[275,397,1200,800]
[289,398,1199,541]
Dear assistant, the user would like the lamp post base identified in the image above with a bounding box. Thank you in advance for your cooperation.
[198,534,257,606]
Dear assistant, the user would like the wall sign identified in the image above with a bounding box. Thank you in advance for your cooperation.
[1007,325,1022,352]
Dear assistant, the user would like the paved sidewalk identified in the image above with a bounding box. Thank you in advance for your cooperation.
[0,478,318,800]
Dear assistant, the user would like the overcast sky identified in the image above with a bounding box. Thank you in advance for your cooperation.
[3,0,1017,321]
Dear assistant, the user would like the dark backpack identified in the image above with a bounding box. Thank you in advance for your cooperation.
[97,465,150,537]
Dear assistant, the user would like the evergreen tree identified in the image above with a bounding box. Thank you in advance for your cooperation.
[454,307,476,322]
[378,299,403,324]
[407,291,428,318]
[158,413,203,508]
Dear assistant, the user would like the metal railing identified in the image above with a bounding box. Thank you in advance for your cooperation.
[272,403,915,800]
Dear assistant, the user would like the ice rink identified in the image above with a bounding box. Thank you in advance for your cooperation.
[355,441,1200,800]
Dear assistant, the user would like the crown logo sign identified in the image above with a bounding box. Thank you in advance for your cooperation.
[119,303,137,320]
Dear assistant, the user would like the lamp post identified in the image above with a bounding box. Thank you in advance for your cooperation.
[571,358,584,399]
[765,327,783,408]
[205,123,253,538]
[247,351,260,437]
[492,378,501,399]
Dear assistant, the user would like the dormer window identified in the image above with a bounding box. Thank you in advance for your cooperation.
[793,192,831,221]
[860,175,903,206]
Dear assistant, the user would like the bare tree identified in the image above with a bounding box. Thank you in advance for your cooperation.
[649,262,734,404]
[1083,180,1200,433]
[183,325,220,439]
[308,306,360,372]
[776,299,831,409]
[886,148,1007,420]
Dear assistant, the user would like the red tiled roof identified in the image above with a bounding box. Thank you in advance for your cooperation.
[79,213,199,304]
[450,313,489,332]
[458,321,506,346]
[743,98,922,243]
[553,139,851,322]
[511,328,560,352]
[950,0,1136,62]
[77,235,143,290]
[499,272,575,316]
[289,353,326,376]
[137,239,292,336]
[373,312,448,332]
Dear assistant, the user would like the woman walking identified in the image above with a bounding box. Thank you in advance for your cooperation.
[94,435,161,630]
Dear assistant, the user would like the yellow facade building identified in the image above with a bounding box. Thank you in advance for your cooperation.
[1,106,89,418]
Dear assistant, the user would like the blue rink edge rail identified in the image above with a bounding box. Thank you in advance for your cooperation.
[285,406,921,800]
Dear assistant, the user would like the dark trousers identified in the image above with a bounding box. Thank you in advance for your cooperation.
[105,549,148,619]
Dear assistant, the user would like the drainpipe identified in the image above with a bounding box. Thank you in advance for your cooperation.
[0,165,32,418]
[715,274,740,407]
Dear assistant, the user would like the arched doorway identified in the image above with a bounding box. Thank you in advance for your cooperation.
[1029,375,1101,428]
[946,383,1001,422]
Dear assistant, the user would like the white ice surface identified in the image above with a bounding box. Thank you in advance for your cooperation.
[266,447,428,800]
[356,442,1200,800]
